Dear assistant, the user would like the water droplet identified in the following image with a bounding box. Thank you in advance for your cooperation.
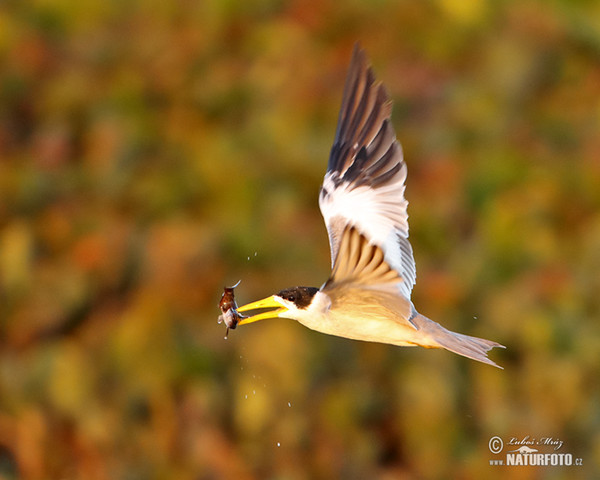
[254,252,257,256]
[252,390,256,395]
[245,394,248,399]
[288,402,292,407]
[277,442,281,447]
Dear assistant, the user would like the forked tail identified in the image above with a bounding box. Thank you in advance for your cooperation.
[412,313,505,368]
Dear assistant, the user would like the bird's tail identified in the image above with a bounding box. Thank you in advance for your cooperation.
[411,313,505,369]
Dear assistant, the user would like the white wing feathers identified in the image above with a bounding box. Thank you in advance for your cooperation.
[319,45,416,299]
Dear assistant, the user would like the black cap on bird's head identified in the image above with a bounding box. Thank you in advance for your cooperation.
[277,286,319,309]
[236,286,319,324]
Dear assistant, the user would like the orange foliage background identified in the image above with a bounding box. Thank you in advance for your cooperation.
[1,1,599,479]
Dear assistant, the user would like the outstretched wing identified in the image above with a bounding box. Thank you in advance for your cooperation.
[322,225,415,321]
[319,44,416,299]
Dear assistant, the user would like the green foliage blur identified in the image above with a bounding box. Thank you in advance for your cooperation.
[1,0,599,478]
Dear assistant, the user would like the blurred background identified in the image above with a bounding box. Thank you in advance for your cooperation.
[1,0,599,478]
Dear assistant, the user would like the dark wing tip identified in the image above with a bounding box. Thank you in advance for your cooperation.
[328,45,400,188]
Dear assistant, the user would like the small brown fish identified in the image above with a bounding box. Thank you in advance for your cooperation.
[218,280,246,338]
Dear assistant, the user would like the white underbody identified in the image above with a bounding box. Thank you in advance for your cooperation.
[280,290,435,348]
[272,290,503,368]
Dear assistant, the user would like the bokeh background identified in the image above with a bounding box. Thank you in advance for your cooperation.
[1,0,599,478]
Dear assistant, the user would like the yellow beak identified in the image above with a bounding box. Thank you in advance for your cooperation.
[237,295,288,325]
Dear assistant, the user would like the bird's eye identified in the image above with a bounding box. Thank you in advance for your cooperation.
[287,293,296,302]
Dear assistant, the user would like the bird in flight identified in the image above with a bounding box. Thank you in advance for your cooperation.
[235,45,504,368]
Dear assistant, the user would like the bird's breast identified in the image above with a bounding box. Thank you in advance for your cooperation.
[294,290,418,346]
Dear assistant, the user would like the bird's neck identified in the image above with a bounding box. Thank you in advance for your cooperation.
[290,290,331,329]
